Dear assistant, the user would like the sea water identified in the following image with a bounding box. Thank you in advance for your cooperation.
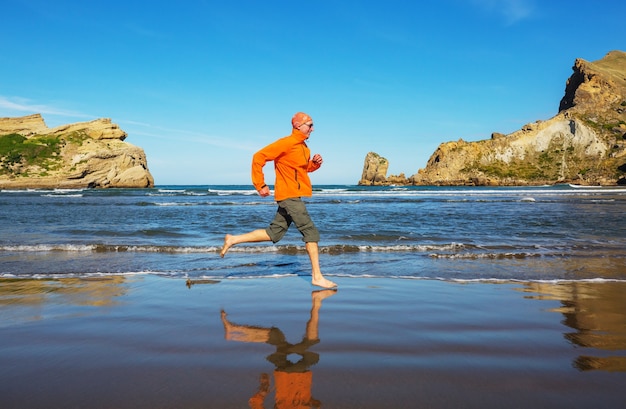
[1,184,625,282]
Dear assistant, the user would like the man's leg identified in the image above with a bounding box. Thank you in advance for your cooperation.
[221,204,289,258]
[220,229,271,257]
[279,199,337,289]
[306,242,337,289]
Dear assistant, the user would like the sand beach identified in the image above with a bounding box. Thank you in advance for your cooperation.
[1,275,625,409]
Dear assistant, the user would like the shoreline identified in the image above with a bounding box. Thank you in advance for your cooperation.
[3,182,626,190]
[1,276,625,408]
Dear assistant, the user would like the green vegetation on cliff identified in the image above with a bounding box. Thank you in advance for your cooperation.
[0,133,61,176]
[0,114,154,189]
[0,131,88,177]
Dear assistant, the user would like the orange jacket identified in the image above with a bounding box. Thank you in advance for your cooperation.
[251,128,321,202]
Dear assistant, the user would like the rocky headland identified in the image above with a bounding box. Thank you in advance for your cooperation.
[0,114,154,189]
[359,50,626,186]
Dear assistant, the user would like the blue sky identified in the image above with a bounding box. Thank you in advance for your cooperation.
[1,0,624,185]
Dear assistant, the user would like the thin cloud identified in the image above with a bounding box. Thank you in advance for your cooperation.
[0,96,254,151]
[0,96,91,119]
[117,120,256,151]
[469,0,534,24]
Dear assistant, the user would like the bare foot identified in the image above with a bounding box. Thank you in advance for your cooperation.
[220,234,233,258]
[312,276,337,289]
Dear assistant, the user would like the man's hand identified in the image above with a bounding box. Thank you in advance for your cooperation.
[258,185,271,197]
[312,153,323,166]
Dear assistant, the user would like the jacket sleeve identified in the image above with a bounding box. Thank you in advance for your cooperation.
[251,137,289,190]
[307,160,321,173]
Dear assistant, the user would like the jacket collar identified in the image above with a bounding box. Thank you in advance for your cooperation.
[291,128,309,142]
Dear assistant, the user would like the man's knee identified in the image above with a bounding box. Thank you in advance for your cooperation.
[299,222,320,242]
[266,226,286,243]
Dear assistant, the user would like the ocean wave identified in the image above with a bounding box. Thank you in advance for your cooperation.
[0,243,455,254]
[41,193,84,198]
[2,270,625,284]
[330,274,626,284]
[0,244,220,253]
[208,188,259,196]
[313,187,626,196]
[153,201,198,206]
[0,242,586,257]
[429,252,541,259]
[4,185,624,205]
[151,189,209,196]
[0,244,97,252]
[39,189,86,197]
[144,185,626,199]
[156,188,189,194]
[135,200,269,207]
[53,188,85,193]
[1,188,86,193]
[0,243,461,254]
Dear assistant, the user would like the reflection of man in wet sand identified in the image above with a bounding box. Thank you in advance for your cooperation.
[221,289,335,409]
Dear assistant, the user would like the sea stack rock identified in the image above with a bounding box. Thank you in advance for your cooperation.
[358,152,389,185]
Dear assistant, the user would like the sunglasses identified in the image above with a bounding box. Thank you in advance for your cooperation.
[303,123,314,127]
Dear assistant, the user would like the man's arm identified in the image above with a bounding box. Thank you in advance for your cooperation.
[307,153,323,172]
[251,137,290,191]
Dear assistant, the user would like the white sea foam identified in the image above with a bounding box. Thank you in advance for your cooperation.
[54,188,85,193]
[0,244,96,252]
[3,269,626,283]
[312,186,626,198]
[42,193,84,198]
[209,188,258,196]
[154,202,197,206]
[158,189,186,193]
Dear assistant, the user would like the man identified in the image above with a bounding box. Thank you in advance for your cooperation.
[220,112,337,289]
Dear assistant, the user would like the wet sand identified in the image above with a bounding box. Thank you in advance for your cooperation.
[1,275,625,409]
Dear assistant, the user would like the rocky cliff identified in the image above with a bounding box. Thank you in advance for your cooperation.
[0,114,154,189]
[410,50,626,186]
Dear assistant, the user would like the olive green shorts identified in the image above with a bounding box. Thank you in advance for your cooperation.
[266,198,320,243]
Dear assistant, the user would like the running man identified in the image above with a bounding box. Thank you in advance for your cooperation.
[220,112,337,289]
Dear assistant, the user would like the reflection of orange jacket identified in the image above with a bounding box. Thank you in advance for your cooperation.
[247,371,315,409]
[273,370,314,409]
[251,129,321,202]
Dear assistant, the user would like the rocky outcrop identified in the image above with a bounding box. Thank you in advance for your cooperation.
[358,152,390,185]
[408,50,626,186]
[0,114,154,189]
[386,173,410,185]
[357,151,412,186]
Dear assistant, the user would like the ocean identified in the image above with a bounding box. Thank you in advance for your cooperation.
[1,184,625,282]
[2,184,626,408]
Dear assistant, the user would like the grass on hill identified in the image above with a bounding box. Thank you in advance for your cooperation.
[0,131,88,177]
